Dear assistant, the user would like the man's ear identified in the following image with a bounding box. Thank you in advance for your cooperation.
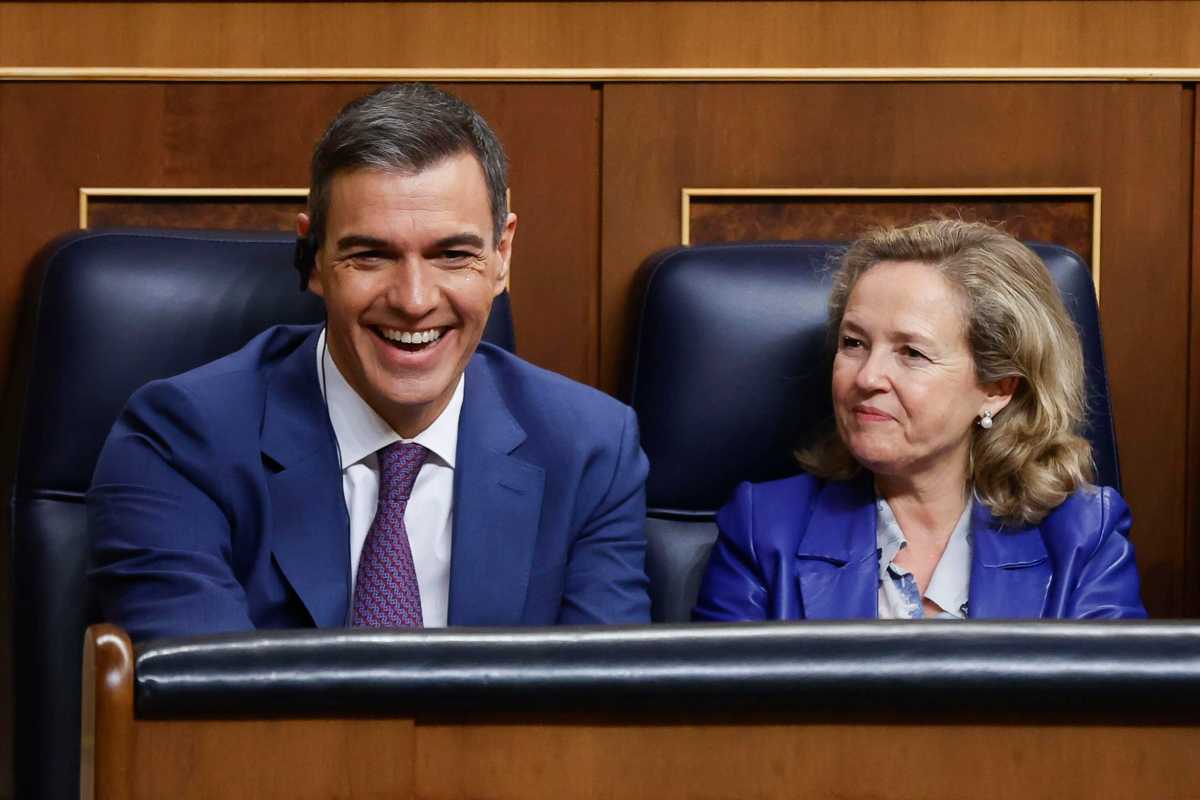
[492,212,517,296]
[295,213,324,297]
[983,375,1020,417]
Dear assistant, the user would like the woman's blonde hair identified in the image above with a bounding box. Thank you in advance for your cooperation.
[797,219,1094,525]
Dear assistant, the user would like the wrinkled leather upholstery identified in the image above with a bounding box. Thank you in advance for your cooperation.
[135,622,1198,717]
[7,227,515,800]
[628,242,1118,622]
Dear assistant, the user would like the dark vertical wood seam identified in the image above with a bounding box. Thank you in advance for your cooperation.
[1184,83,1199,615]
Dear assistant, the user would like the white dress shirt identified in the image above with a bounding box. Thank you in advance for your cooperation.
[316,329,459,627]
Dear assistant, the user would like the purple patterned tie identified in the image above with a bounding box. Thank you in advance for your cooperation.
[352,442,428,628]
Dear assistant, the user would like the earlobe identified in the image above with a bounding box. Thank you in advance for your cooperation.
[307,267,324,297]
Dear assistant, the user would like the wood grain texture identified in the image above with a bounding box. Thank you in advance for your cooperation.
[602,82,1192,616]
[82,623,417,800]
[0,82,601,391]
[82,625,135,800]
[4,2,1200,70]
[688,195,1095,266]
[86,197,304,230]
[87,709,1200,799]
[129,717,415,799]
[415,719,1200,799]
[1187,87,1200,616]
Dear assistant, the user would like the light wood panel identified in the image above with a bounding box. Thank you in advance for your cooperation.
[0,82,601,393]
[4,2,1200,71]
[601,82,1192,617]
[83,626,418,799]
[415,719,1200,799]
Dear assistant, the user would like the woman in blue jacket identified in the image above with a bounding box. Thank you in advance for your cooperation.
[694,220,1146,621]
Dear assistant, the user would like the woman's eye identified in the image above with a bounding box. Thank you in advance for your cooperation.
[839,336,864,351]
[902,346,928,361]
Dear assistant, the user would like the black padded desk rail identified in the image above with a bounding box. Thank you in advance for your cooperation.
[135,621,1200,718]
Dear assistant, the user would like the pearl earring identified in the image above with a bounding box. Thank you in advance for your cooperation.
[978,410,994,430]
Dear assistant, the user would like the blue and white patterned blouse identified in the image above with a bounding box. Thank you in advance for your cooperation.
[875,495,973,619]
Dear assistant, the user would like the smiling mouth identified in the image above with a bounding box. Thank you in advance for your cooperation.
[374,325,447,352]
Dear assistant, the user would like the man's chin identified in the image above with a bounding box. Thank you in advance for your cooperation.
[358,375,461,432]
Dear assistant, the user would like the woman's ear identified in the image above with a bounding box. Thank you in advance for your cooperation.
[983,376,1020,416]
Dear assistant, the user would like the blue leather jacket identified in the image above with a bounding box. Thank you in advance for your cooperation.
[694,473,1147,620]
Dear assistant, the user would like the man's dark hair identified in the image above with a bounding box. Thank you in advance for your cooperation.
[305,83,509,263]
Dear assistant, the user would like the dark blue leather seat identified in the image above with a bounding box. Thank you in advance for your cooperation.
[4,227,515,800]
[627,241,1118,623]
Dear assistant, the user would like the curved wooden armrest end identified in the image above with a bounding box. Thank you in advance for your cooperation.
[82,624,134,800]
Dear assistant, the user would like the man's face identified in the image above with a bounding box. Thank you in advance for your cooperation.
[300,153,515,437]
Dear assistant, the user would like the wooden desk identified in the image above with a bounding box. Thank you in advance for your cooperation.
[83,623,1200,799]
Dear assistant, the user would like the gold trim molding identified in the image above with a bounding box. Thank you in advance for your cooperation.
[681,186,1102,298]
[9,67,1200,83]
[79,187,309,228]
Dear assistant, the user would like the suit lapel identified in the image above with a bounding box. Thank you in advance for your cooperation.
[261,328,350,628]
[795,477,877,619]
[968,502,1051,618]
[447,355,546,625]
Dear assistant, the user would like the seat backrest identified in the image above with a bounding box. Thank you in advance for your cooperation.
[627,241,1118,623]
[5,227,515,800]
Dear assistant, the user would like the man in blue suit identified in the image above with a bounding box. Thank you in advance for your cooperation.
[88,84,650,641]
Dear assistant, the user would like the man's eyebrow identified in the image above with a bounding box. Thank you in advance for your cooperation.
[433,233,486,250]
[334,234,391,252]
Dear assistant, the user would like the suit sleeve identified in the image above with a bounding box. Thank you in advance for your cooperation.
[1067,487,1148,619]
[88,380,256,641]
[693,482,770,621]
[556,405,651,624]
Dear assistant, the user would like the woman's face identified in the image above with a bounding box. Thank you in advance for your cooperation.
[832,260,1000,485]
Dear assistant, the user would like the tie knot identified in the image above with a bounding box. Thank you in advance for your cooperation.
[378,441,427,503]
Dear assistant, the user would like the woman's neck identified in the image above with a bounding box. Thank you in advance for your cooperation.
[875,463,971,546]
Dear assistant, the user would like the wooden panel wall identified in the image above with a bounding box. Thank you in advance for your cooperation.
[1189,94,1200,616]
[4,2,1200,69]
[0,82,602,391]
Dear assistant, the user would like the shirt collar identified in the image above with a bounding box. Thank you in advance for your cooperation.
[316,328,462,470]
[875,493,974,619]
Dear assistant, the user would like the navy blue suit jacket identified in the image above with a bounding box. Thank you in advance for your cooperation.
[694,473,1146,621]
[89,325,650,641]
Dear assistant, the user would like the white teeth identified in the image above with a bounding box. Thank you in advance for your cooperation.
[380,327,442,345]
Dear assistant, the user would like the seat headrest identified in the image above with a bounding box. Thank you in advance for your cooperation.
[628,241,1118,515]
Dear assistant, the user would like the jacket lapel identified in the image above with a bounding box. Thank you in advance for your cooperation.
[968,502,1051,618]
[261,328,351,628]
[795,477,877,619]
[447,355,546,625]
